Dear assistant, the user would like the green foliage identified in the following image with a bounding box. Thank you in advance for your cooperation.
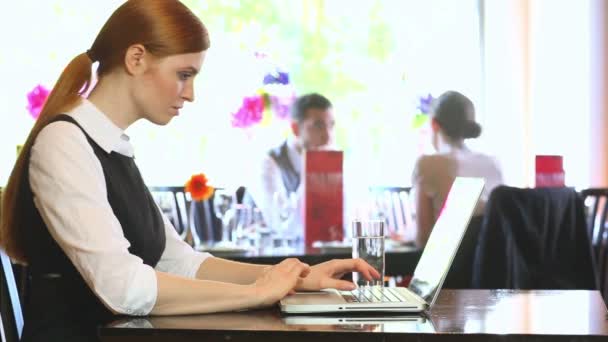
[412,114,429,130]
[183,0,416,157]
[184,0,393,99]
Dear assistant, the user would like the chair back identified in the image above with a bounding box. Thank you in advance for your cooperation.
[443,215,483,289]
[368,186,413,237]
[0,249,23,342]
[149,186,220,247]
[189,193,221,245]
[472,186,597,290]
[580,188,608,302]
[149,186,190,240]
[236,186,258,207]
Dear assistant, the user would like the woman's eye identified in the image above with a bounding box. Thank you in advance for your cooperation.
[178,72,192,80]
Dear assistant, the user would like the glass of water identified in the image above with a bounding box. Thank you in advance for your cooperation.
[352,220,385,287]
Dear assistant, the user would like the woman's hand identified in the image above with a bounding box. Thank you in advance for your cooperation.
[251,258,311,307]
[297,258,382,291]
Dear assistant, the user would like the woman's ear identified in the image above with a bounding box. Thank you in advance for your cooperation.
[290,121,300,137]
[124,44,147,76]
[430,117,441,133]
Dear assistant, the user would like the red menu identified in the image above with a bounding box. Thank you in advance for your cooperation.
[535,155,565,187]
[303,150,344,247]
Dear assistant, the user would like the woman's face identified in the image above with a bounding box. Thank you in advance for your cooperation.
[135,51,205,125]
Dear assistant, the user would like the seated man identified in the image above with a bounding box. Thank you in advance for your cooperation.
[248,93,335,242]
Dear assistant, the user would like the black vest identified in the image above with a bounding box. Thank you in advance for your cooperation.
[268,141,300,193]
[21,115,166,342]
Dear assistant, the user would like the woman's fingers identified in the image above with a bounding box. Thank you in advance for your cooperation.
[352,258,381,280]
[282,258,311,277]
[275,258,311,292]
[322,279,357,291]
[254,259,313,306]
[288,261,311,280]
[328,259,381,281]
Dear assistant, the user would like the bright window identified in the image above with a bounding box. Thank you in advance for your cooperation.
[1,0,481,188]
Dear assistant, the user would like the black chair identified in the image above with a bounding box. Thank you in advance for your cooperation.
[236,186,258,207]
[443,215,483,289]
[369,187,413,237]
[0,249,23,342]
[148,186,190,240]
[472,186,597,290]
[580,188,608,302]
[0,315,5,342]
[189,193,221,244]
[148,186,221,247]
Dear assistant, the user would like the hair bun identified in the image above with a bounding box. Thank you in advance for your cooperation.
[462,121,482,139]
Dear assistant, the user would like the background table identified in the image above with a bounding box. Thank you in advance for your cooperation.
[212,243,421,276]
[100,289,608,342]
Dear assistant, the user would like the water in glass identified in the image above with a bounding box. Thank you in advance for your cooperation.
[352,235,385,287]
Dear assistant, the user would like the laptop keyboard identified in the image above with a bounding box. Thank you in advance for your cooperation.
[341,287,408,303]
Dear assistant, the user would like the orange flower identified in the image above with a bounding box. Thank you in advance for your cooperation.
[185,173,214,201]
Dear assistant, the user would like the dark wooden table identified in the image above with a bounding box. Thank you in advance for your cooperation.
[210,243,421,276]
[100,289,608,341]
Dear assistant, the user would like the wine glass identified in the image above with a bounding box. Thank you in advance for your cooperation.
[272,190,298,252]
[232,204,253,246]
[213,188,237,248]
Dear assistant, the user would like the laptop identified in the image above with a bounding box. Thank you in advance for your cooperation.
[280,176,485,313]
[282,314,436,333]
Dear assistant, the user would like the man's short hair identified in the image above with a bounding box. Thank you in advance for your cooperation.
[291,93,332,123]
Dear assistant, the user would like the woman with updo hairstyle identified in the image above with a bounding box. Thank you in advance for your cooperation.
[0,1,379,340]
[411,91,503,247]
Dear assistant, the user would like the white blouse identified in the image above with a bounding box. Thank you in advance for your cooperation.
[29,99,212,316]
[247,138,303,239]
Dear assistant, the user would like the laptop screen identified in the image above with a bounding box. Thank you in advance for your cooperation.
[408,177,485,306]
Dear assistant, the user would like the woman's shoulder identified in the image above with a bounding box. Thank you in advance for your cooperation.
[416,153,449,163]
[467,151,502,169]
[37,116,83,137]
[413,154,457,180]
[34,116,89,151]
[461,151,504,182]
[415,153,456,169]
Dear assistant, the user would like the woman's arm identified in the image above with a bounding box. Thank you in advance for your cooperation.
[415,186,435,248]
[412,157,436,248]
[152,258,309,315]
[195,257,269,284]
[195,257,382,291]
[155,204,268,284]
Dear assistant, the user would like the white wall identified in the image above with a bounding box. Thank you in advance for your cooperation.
[482,0,592,188]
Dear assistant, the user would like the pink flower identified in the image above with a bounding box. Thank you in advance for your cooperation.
[26,85,50,119]
[231,95,265,128]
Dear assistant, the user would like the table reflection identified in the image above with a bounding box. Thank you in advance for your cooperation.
[110,311,436,334]
[103,290,608,341]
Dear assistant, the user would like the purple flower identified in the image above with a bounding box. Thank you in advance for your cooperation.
[26,84,50,119]
[270,94,295,120]
[263,71,290,85]
[254,51,269,59]
[231,95,265,128]
[417,93,434,115]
